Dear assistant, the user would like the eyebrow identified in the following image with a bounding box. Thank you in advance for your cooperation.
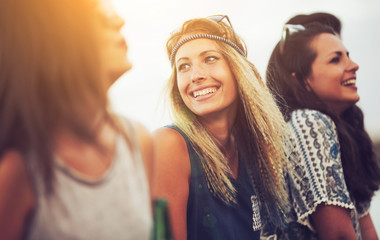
[327,51,351,59]
[327,51,342,57]
[176,50,220,65]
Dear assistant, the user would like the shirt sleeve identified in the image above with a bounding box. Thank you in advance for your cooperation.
[287,109,355,231]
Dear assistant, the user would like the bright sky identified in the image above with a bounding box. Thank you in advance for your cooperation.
[109,0,380,230]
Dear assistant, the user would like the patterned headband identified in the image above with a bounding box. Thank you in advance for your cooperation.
[170,33,246,66]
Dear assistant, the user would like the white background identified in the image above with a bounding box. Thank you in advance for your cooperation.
[109,0,380,233]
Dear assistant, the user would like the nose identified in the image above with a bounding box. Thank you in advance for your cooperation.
[110,14,125,30]
[347,58,359,73]
[191,64,207,83]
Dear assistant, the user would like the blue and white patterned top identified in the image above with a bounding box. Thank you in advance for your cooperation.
[271,109,370,240]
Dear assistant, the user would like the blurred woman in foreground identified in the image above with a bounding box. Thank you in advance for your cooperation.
[0,0,153,239]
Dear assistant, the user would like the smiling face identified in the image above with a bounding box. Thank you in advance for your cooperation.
[307,33,359,115]
[98,0,132,86]
[175,38,238,119]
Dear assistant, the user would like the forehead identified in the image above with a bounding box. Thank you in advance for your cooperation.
[175,38,220,60]
[310,33,346,55]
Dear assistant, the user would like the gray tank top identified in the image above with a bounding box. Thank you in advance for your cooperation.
[25,120,152,240]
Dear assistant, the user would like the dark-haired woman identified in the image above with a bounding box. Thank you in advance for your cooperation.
[266,17,380,239]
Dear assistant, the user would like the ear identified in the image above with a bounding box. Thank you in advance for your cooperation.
[292,72,312,91]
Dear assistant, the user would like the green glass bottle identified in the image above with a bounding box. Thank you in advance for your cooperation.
[151,198,173,240]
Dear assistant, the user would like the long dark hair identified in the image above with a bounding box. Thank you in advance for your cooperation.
[286,12,342,34]
[266,22,380,203]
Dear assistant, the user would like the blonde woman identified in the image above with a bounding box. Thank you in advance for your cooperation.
[0,0,153,239]
[153,15,290,240]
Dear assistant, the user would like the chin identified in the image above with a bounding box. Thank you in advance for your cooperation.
[124,60,133,72]
[352,95,360,104]
[118,59,132,74]
[110,62,132,81]
[344,98,360,111]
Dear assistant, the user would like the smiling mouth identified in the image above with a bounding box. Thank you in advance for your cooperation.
[193,87,217,98]
[341,79,356,86]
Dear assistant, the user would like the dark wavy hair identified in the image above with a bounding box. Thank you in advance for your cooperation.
[286,12,342,34]
[266,22,380,203]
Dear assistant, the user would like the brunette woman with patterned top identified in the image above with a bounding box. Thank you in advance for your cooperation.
[266,13,380,239]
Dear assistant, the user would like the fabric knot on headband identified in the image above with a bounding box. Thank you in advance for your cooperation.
[170,33,246,66]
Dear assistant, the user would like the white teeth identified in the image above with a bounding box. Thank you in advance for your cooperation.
[342,79,356,86]
[193,87,217,98]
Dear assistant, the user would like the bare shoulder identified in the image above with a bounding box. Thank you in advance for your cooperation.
[152,128,191,240]
[152,127,191,196]
[0,151,35,239]
[135,122,153,145]
[0,151,33,195]
[0,151,26,177]
[153,127,188,150]
[153,127,189,164]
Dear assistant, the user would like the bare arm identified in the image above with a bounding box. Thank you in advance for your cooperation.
[311,204,357,240]
[152,128,191,240]
[0,151,35,240]
[359,213,379,240]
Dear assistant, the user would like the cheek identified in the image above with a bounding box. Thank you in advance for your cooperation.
[176,83,188,105]
[224,70,238,97]
[176,81,192,109]
[176,74,189,95]
[308,76,333,100]
[230,84,239,102]
[308,66,328,88]
[225,78,237,95]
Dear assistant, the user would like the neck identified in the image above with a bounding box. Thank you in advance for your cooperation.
[198,103,237,147]
[200,116,235,147]
[53,118,117,177]
[200,115,238,168]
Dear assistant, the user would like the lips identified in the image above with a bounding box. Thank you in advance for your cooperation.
[119,38,127,50]
[192,87,217,98]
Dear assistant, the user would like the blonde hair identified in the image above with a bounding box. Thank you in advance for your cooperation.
[166,17,290,221]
